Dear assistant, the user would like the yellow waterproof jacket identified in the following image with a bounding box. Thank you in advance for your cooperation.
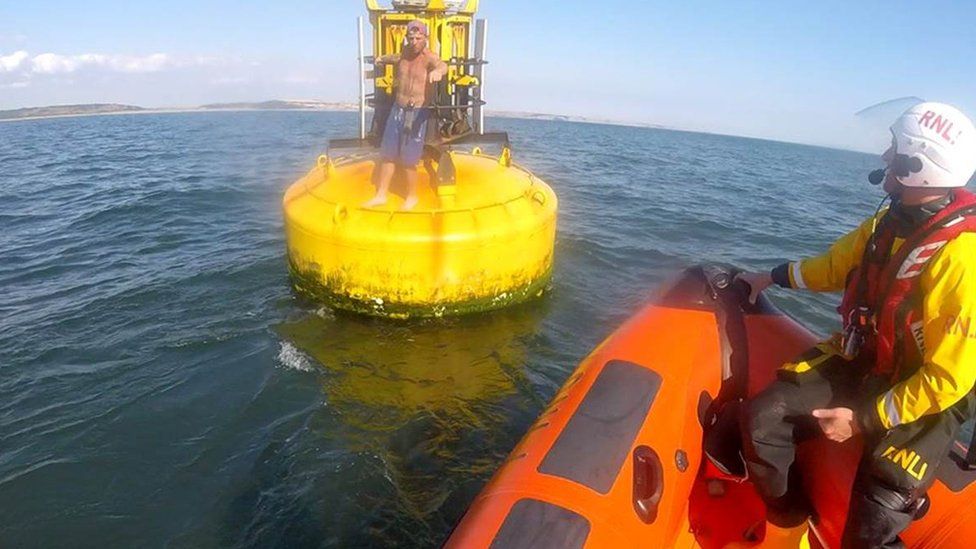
[779,211,976,432]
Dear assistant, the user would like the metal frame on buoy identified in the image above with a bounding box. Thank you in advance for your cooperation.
[331,0,509,163]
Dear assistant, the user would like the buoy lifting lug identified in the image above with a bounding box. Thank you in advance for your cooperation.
[317,154,336,179]
[498,147,512,167]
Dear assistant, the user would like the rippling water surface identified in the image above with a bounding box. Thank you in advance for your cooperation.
[1,112,881,547]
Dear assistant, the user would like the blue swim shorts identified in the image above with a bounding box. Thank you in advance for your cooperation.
[379,104,430,166]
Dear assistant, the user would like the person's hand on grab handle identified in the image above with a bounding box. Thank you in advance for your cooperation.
[734,271,773,304]
[428,70,443,84]
[812,407,860,442]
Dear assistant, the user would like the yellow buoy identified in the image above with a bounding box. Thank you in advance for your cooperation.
[282,149,557,318]
[283,0,557,317]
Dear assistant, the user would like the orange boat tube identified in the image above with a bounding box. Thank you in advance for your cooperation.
[445,266,976,548]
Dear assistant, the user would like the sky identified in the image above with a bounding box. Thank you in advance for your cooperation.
[2,0,975,150]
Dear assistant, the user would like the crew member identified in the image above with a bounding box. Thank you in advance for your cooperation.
[737,102,976,547]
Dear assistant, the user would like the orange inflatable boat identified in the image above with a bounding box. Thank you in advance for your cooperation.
[445,266,976,548]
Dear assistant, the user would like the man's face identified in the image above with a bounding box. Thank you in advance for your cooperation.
[406,30,426,53]
[881,139,903,195]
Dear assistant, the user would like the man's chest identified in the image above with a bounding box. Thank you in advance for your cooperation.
[396,56,428,80]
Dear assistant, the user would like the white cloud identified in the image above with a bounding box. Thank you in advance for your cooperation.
[30,52,175,74]
[191,55,226,67]
[283,75,321,85]
[110,53,172,73]
[0,51,235,80]
[0,50,355,110]
[1,50,228,95]
[0,50,29,72]
[31,52,81,74]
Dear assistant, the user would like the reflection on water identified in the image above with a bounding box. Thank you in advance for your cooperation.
[273,301,548,542]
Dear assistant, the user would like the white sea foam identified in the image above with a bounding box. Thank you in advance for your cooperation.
[276,341,314,372]
[313,306,334,320]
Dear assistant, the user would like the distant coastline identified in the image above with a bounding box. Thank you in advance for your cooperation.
[0,100,359,122]
[0,99,668,131]
[0,99,871,154]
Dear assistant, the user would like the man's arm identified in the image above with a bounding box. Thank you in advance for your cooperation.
[770,212,881,291]
[374,54,399,65]
[426,52,447,83]
[860,235,976,434]
[737,212,882,303]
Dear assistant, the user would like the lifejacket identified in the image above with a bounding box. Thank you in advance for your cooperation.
[838,189,976,381]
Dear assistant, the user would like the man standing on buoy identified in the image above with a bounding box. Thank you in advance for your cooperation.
[737,102,976,547]
[364,19,447,210]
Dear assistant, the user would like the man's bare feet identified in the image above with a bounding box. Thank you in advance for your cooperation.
[363,194,388,208]
[401,195,419,211]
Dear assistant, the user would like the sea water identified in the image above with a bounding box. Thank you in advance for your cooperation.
[0,111,882,547]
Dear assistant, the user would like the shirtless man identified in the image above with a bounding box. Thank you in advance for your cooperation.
[364,19,447,210]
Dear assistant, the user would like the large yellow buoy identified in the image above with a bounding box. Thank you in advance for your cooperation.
[282,149,557,318]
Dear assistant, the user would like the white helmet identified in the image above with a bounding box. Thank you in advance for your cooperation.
[888,102,976,188]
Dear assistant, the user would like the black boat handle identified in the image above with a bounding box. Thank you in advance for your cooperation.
[633,445,663,524]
